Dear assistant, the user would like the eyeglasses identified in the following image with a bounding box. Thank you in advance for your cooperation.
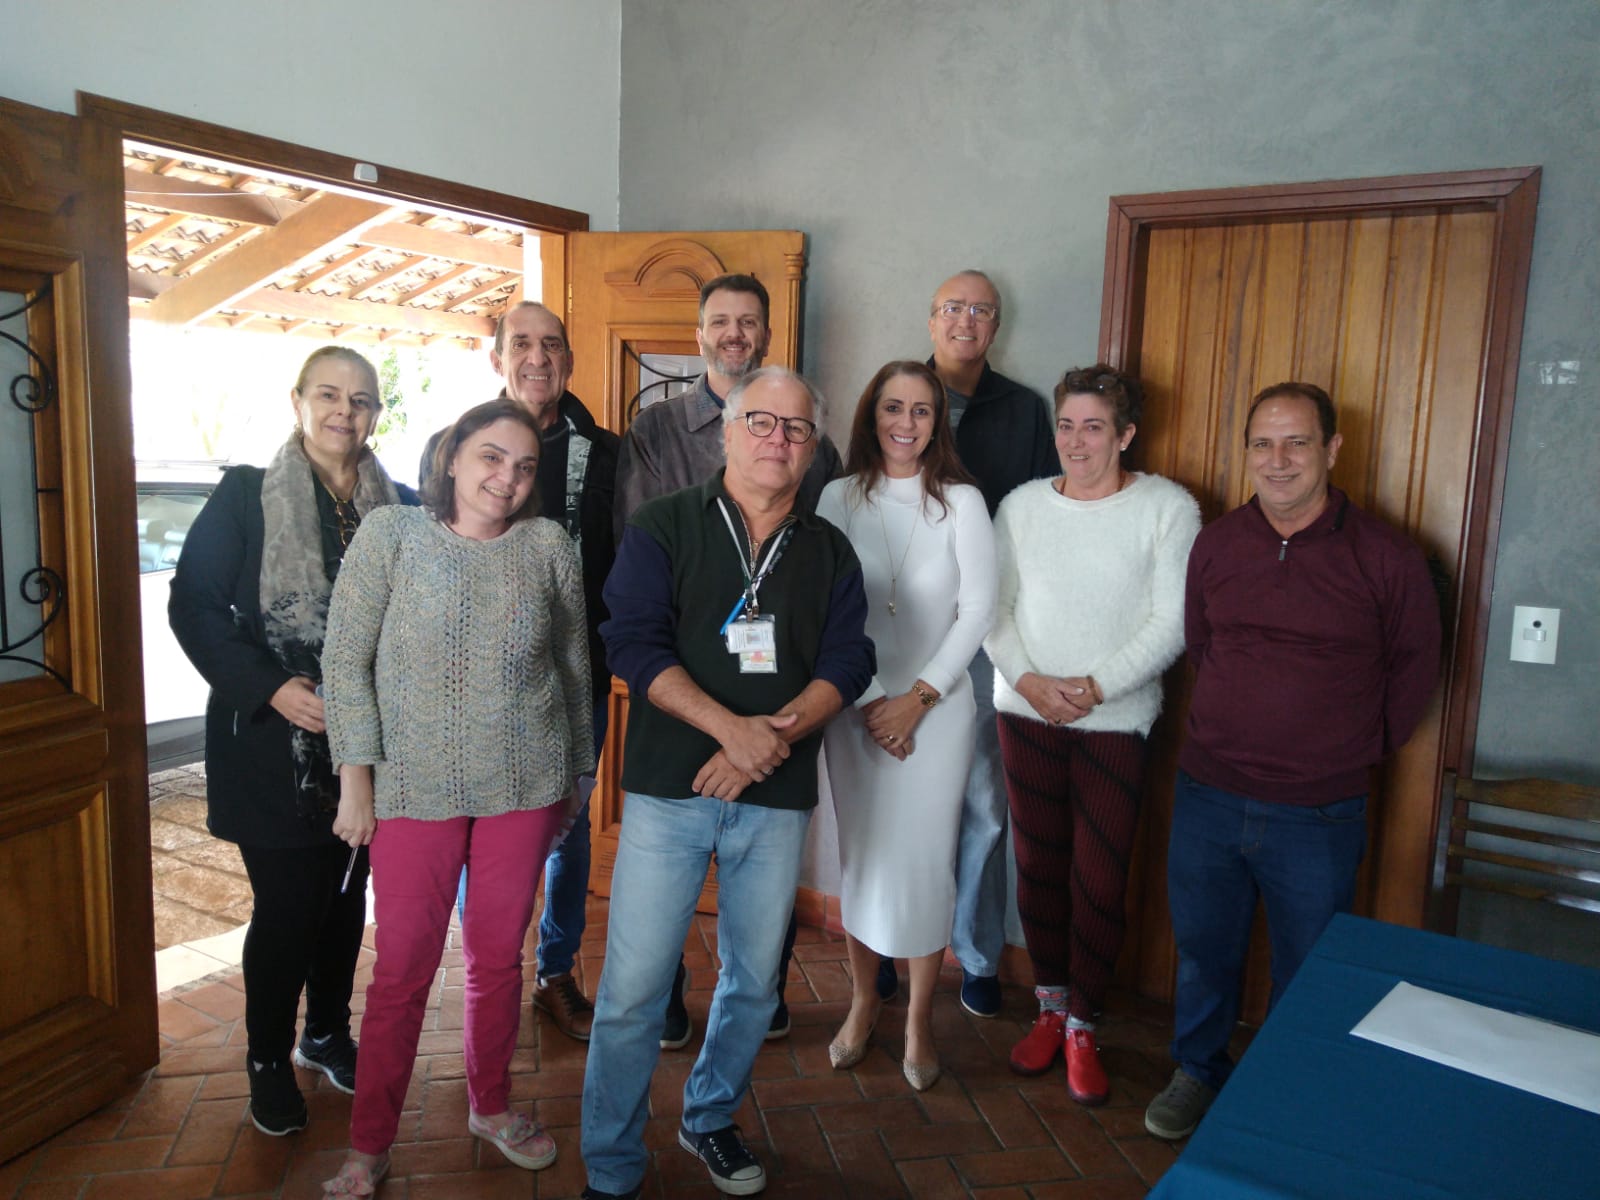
[935,300,998,323]
[740,410,817,444]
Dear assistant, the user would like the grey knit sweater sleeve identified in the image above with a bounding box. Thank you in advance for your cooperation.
[324,507,594,821]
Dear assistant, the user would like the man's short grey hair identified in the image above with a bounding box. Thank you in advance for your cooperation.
[931,268,1003,323]
[722,365,827,427]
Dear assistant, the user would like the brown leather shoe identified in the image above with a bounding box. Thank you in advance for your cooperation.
[533,973,594,1041]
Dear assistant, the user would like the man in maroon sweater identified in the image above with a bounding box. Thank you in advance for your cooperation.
[1144,382,1440,1142]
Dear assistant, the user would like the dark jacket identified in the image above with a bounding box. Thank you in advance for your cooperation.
[937,360,1057,515]
[1180,488,1442,804]
[421,392,618,708]
[167,464,419,848]
[602,471,874,810]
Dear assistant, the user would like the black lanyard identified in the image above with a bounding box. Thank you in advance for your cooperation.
[716,498,794,619]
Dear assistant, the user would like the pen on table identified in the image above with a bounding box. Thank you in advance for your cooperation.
[339,843,360,894]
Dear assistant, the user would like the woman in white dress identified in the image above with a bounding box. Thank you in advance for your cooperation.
[818,360,996,1091]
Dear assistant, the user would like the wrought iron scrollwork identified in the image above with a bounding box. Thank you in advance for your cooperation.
[0,567,68,686]
[0,280,68,687]
[1,285,58,414]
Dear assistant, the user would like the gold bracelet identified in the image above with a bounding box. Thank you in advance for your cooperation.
[910,681,939,708]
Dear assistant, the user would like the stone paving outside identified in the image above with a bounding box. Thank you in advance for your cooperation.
[148,764,253,951]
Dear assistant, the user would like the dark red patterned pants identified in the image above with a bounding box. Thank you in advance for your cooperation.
[997,714,1146,1019]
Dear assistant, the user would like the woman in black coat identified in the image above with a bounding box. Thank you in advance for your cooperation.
[169,345,415,1138]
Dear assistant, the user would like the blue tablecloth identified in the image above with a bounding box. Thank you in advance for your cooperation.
[1150,913,1600,1200]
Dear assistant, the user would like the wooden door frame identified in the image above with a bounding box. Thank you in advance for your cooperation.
[77,94,590,235]
[1098,165,1541,910]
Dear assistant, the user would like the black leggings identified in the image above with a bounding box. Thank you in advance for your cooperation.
[997,715,1145,1019]
[237,840,370,1063]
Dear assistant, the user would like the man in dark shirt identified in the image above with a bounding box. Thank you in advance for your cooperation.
[582,367,872,1200]
[612,272,840,1046]
[421,301,618,1044]
[899,270,1054,1018]
[1144,382,1440,1142]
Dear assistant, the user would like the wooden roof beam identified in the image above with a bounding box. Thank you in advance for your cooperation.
[176,225,257,276]
[396,262,475,305]
[295,246,378,294]
[123,166,304,226]
[444,272,519,311]
[144,193,395,327]
[349,254,429,300]
[126,212,187,253]
[233,286,496,340]
[357,222,522,272]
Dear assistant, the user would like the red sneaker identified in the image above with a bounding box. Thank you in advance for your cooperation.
[1065,1026,1109,1106]
[1009,1010,1066,1076]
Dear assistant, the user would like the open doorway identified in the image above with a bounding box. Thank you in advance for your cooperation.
[86,98,587,984]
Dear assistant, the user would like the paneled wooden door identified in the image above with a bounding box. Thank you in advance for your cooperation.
[557,231,806,911]
[0,97,157,1159]
[1101,170,1539,1020]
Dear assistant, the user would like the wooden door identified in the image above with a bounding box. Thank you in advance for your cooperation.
[1100,170,1539,1020]
[558,230,806,910]
[0,97,157,1159]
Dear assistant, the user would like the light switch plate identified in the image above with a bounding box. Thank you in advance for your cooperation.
[1509,605,1560,665]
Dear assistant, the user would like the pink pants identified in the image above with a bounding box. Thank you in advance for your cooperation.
[349,806,564,1154]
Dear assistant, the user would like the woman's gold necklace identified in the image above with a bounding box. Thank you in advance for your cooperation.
[876,496,917,616]
[320,477,359,550]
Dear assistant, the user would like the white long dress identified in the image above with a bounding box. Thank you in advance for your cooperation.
[818,473,996,957]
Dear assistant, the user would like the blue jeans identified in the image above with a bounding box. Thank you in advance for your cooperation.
[581,791,810,1194]
[456,700,606,978]
[950,650,1007,977]
[536,701,607,977]
[1167,769,1367,1091]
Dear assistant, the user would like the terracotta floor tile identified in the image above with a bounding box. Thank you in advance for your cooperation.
[954,1144,1076,1188]
[752,1073,864,1109]
[813,1096,926,1135]
[177,982,247,1024]
[13,1182,87,1200]
[80,1164,221,1199]
[21,891,1193,1198]
[155,998,222,1044]
[165,1097,245,1165]
[213,1130,295,1194]
[827,1129,907,1199]
[119,1075,202,1139]
[894,1155,971,1198]
[1030,1177,1150,1199]
[1115,1134,1180,1188]
[33,1137,171,1180]
[881,1119,998,1161]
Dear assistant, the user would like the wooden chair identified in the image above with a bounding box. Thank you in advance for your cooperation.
[1429,771,1600,935]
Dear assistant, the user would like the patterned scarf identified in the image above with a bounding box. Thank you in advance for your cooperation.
[258,434,400,826]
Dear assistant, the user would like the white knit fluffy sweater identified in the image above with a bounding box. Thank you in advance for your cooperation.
[324,506,594,820]
[985,473,1200,736]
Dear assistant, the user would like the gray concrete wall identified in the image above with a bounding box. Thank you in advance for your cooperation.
[620,0,1600,899]
[6,0,622,228]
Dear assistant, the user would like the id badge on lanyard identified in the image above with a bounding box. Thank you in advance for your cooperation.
[726,614,778,673]
[717,498,791,675]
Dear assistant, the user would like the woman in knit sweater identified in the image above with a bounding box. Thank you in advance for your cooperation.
[319,400,593,1196]
[986,365,1199,1107]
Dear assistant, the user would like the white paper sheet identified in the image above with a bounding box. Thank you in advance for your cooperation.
[1350,981,1600,1115]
